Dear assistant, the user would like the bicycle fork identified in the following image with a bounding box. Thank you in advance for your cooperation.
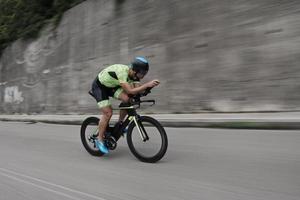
[130,116,149,142]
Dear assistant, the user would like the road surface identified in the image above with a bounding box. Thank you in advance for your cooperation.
[0,122,299,200]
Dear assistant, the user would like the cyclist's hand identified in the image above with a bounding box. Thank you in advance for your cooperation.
[146,80,160,88]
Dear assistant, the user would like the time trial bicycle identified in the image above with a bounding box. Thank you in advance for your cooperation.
[80,88,168,163]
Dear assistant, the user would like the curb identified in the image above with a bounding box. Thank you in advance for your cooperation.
[1,117,300,129]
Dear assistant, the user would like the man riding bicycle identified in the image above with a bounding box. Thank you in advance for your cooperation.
[89,57,160,154]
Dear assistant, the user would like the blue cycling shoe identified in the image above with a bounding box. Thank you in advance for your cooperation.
[95,139,109,154]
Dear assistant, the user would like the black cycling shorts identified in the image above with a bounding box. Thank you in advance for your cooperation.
[90,78,121,108]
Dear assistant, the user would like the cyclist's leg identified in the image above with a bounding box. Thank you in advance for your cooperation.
[90,78,112,141]
[114,88,130,122]
[98,105,112,141]
[119,92,130,122]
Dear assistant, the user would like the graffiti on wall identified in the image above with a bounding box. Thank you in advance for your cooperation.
[4,86,24,104]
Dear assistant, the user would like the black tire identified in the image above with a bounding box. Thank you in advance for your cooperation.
[80,117,104,156]
[127,116,168,163]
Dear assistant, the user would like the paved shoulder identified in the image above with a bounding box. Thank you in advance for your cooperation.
[1,112,300,129]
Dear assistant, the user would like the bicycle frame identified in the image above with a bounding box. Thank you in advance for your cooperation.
[113,105,149,142]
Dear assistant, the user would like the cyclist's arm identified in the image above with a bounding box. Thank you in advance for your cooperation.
[120,82,148,95]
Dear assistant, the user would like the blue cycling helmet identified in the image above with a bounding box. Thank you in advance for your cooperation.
[131,56,149,75]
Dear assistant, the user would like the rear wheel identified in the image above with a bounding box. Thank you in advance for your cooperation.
[80,117,104,156]
[127,116,168,163]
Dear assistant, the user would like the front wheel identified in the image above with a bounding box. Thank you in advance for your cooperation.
[127,116,168,163]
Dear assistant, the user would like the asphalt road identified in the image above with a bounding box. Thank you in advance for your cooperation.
[0,121,299,200]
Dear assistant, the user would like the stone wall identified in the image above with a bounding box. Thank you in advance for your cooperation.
[1,0,300,114]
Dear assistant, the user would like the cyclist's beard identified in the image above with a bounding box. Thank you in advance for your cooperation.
[130,73,140,81]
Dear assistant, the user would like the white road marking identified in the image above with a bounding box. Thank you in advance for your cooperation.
[0,167,108,200]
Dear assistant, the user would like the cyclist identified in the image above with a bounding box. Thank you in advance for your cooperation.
[89,57,160,154]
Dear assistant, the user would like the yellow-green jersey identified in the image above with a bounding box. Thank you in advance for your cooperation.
[98,64,131,88]
[90,64,136,108]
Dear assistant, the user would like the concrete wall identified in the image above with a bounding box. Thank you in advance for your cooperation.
[1,0,300,114]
